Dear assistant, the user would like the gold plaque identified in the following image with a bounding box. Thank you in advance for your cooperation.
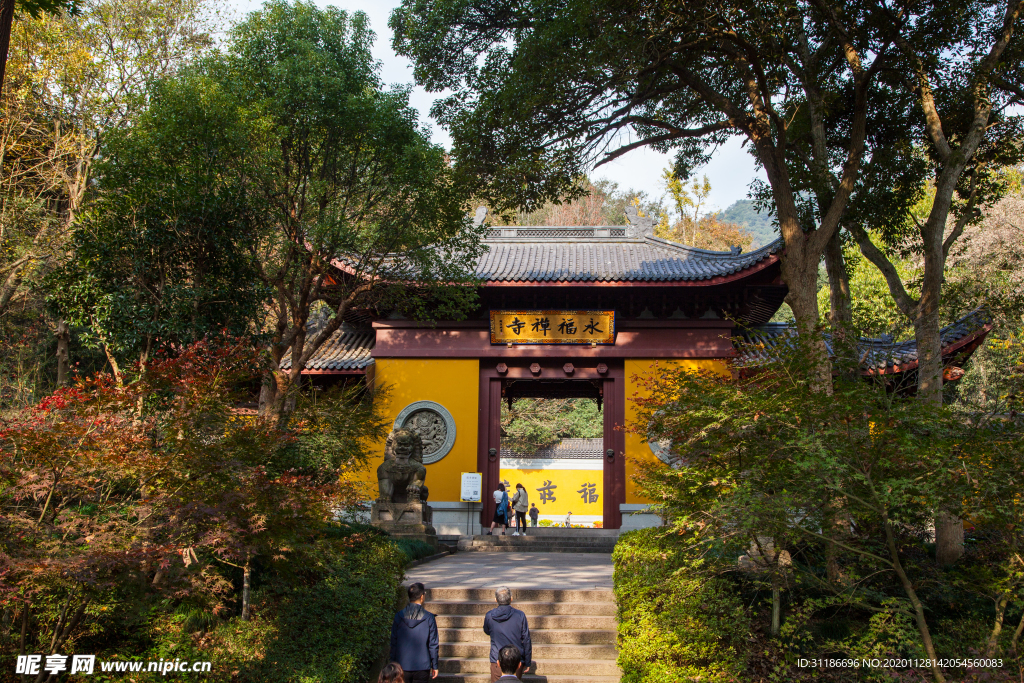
[490,310,615,345]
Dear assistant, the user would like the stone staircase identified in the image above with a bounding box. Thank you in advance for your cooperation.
[429,587,620,683]
[456,528,619,554]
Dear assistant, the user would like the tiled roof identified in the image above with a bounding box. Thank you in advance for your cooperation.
[279,326,374,372]
[737,309,992,373]
[500,437,604,459]
[476,228,782,283]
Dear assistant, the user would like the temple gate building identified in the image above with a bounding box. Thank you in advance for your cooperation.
[286,212,991,536]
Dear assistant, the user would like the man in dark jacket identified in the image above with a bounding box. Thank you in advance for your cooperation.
[482,586,532,682]
[390,583,439,682]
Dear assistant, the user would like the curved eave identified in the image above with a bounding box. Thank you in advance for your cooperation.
[862,322,993,377]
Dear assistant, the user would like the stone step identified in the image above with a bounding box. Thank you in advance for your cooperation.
[436,614,616,630]
[438,628,615,645]
[435,675,620,683]
[440,658,620,675]
[461,537,616,545]
[459,545,615,553]
[429,600,616,616]
[440,642,617,659]
[427,588,614,603]
[467,534,616,542]
[500,528,621,537]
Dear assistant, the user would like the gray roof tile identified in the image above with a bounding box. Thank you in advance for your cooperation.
[500,437,604,459]
[738,309,992,372]
[280,326,375,372]
[475,229,781,283]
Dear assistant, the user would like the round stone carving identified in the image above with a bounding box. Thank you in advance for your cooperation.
[393,401,456,464]
[649,438,686,468]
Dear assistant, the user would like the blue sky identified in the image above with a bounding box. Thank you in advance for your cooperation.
[228,0,765,213]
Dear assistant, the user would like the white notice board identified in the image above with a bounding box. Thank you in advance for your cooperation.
[460,472,483,502]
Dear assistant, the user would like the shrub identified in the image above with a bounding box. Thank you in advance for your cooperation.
[393,538,436,563]
[614,527,749,683]
[157,525,406,683]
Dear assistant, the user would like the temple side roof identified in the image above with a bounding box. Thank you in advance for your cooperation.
[738,309,992,374]
[476,227,782,283]
[279,325,375,372]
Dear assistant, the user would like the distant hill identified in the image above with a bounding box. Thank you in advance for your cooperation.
[717,200,778,248]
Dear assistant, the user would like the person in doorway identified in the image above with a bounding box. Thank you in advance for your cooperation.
[494,646,525,682]
[483,587,532,682]
[511,483,529,536]
[389,583,439,682]
[564,511,572,528]
[489,483,509,535]
[528,504,539,528]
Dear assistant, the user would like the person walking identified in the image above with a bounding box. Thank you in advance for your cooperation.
[483,586,532,682]
[528,504,539,527]
[389,583,439,682]
[564,511,572,528]
[488,483,509,535]
[493,646,525,682]
[511,483,529,536]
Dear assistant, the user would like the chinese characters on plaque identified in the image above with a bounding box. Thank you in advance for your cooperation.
[490,310,615,345]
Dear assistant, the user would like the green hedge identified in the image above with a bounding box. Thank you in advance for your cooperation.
[393,538,437,564]
[613,528,750,683]
[156,524,406,683]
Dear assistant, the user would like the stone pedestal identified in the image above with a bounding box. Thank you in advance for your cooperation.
[371,501,438,550]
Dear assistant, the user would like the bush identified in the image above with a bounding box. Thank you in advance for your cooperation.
[393,538,436,563]
[156,525,406,683]
[613,527,750,683]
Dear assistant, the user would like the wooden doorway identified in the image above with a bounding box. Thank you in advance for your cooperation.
[477,361,625,529]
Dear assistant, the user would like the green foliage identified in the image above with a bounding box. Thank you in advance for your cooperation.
[277,383,392,492]
[817,243,919,339]
[152,526,406,683]
[392,538,436,563]
[627,333,1024,681]
[500,398,602,452]
[49,74,268,366]
[0,339,397,674]
[614,528,749,683]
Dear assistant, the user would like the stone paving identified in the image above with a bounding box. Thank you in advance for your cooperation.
[404,551,613,590]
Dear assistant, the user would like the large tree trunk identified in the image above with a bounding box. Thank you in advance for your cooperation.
[782,263,833,393]
[824,230,857,378]
[824,230,853,331]
[913,274,945,406]
[0,0,13,98]
[258,368,300,426]
[934,511,964,565]
[914,300,965,563]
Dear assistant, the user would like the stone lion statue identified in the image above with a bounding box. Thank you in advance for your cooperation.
[377,428,429,503]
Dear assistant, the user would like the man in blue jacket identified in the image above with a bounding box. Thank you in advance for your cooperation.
[390,582,439,682]
[482,586,532,682]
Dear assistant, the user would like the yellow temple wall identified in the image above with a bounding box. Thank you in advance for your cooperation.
[499,458,604,525]
[623,358,730,505]
[363,358,480,503]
